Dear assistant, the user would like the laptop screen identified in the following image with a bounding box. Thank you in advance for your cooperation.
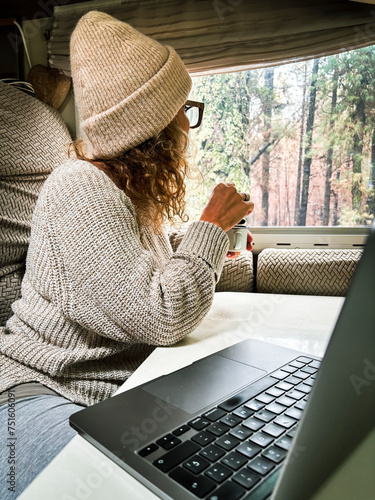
[273,221,375,500]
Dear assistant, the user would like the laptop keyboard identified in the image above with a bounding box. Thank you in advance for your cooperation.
[137,356,320,500]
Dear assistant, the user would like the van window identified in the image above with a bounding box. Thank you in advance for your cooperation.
[186,46,375,228]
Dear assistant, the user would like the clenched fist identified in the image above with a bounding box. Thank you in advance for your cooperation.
[199,183,254,232]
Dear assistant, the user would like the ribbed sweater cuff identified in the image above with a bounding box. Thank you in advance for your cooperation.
[176,221,229,279]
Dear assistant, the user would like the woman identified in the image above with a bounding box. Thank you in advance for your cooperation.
[0,11,253,497]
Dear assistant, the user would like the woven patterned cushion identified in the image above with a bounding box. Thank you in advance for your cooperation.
[0,267,24,326]
[168,226,187,252]
[256,248,362,296]
[0,81,71,325]
[216,252,254,292]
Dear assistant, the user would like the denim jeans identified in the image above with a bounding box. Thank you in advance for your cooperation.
[0,393,84,499]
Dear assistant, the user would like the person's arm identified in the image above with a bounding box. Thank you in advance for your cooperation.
[169,182,254,255]
[45,161,229,347]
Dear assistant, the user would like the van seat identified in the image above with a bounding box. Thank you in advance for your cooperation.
[256,248,362,296]
[0,81,71,325]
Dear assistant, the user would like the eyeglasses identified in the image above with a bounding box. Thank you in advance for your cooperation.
[185,100,205,129]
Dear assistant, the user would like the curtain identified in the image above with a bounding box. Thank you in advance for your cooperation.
[48,0,375,76]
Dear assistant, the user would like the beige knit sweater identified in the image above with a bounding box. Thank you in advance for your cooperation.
[0,160,229,406]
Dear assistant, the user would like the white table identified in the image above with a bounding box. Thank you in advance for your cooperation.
[19,292,345,500]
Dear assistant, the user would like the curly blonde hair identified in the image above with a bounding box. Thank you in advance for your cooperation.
[70,119,190,231]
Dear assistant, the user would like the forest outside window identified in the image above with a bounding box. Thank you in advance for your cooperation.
[185,46,375,228]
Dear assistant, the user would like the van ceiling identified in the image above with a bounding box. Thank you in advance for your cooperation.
[0,0,92,20]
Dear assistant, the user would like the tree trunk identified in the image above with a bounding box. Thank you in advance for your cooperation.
[260,68,274,226]
[367,127,375,218]
[372,128,375,188]
[351,94,366,212]
[298,58,319,226]
[332,167,340,226]
[284,159,290,224]
[294,62,308,226]
[323,63,338,226]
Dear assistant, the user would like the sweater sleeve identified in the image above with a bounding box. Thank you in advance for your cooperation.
[44,161,229,346]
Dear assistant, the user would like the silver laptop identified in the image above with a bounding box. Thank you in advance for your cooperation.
[70,221,375,500]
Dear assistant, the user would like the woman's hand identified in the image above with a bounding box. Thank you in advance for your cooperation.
[199,183,254,232]
[226,230,253,259]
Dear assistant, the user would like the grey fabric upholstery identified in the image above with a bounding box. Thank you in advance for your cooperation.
[0,268,24,325]
[216,252,254,293]
[256,248,362,296]
[0,81,71,325]
[168,226,187,252]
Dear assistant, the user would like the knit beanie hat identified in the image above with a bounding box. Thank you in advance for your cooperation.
[70,11,192,158]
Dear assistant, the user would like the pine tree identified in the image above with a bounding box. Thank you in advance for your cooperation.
[298,58,320,226]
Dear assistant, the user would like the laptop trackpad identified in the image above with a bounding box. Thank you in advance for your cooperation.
[143,355,266,414]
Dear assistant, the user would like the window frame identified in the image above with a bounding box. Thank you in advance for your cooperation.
[249,226,369,254]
